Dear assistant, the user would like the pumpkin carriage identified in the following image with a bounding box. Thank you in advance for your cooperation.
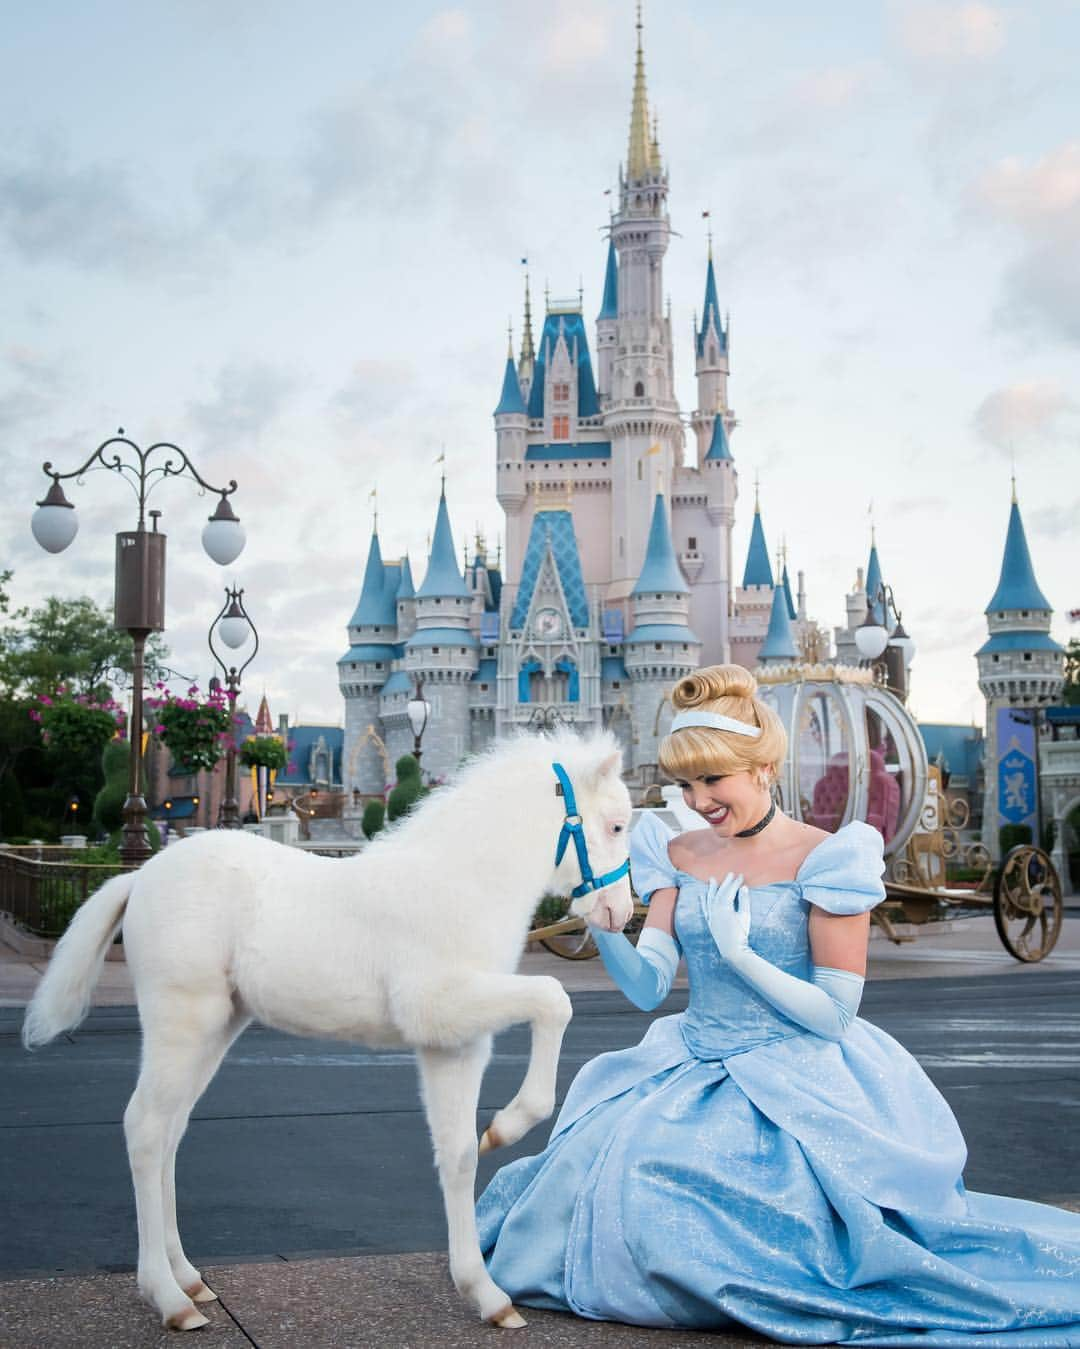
[530,667,1062,963]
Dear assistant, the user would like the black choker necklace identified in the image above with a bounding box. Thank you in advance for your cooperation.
[735,800,776,838]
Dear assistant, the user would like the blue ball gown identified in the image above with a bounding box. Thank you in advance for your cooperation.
[476,816,1080,1346]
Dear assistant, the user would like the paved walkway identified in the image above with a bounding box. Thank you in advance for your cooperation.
[3,913,1078,1347]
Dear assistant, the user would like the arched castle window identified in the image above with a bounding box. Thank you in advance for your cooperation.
[634,381,645,397]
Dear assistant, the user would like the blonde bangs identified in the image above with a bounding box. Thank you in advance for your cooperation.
[657,674,788,783]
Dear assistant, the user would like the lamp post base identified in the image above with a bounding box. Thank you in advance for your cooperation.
[120,793,152,866]
[220,746,241,828]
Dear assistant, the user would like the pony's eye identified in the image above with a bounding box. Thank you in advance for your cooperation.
[611,823,624,834]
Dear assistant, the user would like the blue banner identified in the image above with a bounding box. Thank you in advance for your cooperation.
[996,707,1037,832]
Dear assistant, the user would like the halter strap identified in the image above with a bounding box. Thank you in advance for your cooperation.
[552,761,630,899]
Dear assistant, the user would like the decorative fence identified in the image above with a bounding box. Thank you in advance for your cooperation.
[0,846,131,940]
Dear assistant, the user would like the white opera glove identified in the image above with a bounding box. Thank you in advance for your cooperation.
[705,874,864,1042]
[591,926,680,1012]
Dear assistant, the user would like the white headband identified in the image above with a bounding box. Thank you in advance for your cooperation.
[669,710,762,738]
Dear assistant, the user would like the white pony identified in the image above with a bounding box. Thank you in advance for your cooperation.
[23,729,633,1331]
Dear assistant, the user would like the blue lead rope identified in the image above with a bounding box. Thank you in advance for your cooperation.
[552,760,630,899]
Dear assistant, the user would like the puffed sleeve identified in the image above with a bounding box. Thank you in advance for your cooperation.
[798,820,886,915]
[629,810,679,904]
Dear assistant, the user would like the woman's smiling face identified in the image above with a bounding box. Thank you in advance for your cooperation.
[674,768,769,835]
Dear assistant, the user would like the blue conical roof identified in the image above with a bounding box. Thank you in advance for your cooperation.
[417,492,470,599]
[633,492,688,596]
[759,584,799,662]
[742,508,773,588]
[396,555,415,600]
[985,498,1052,613]
[348,531,396,629]
[865,541,884,623]
[696,255,726,358]
[705,413,732,461]
[598,240,618,320]
[781,564,797,620]
[494,355,526,415]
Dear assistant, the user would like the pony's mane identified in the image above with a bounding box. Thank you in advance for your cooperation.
[363,728,622,851]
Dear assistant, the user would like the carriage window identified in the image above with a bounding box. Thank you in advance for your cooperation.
[796,688,852,834]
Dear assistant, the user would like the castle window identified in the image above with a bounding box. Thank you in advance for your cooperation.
[637,460,642,480]
[480,683,488,691]
[688,535,697,549]
[609,646,617,654]
[460,648,465,654]
[1024,652,1032,661]
[634,381,645,397]
[655,643,662,650]
[433,647,440,653]
[553,415,570,440]
[1021,610,1029,617]
[553,382,570,402]
[993,654,999,663]
[435,597,441,604]
[612,680,620,689]
[375,662,383,670]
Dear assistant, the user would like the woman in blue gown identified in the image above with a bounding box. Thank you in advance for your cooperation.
[476,665,1080,1345]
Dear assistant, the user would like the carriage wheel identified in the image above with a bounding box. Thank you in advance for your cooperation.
[539,905,648,960]
[993,846,1063,962]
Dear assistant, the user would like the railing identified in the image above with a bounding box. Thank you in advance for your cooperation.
[0,847,132,939]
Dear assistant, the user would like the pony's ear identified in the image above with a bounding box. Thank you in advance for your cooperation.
[595,749,622,782]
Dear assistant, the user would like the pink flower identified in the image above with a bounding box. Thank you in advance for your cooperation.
[153,723,166,735]
[39,695,53,706]
[28,709,42,722]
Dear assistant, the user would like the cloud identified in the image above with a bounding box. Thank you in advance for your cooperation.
[0,346,68,431]
[895,3,1007,69]
[794,64,878,111]
[973,141,1080,342]
[1028,499,1080,540]
[0,140,208,278]
[186,361,299,444]
[973,380,1080,454]
[331,359,416,426]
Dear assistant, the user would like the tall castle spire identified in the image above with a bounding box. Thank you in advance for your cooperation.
[519,270,535,374]
[627,2,652,182]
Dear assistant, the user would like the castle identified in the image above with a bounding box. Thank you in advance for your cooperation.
[338,15,809,792]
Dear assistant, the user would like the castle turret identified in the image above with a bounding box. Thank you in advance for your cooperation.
[690,246,732,468]
[624,489,700,763]
[977,485,1065,859]
[606,8,682,606]
[757,584,799,667]
[495,332,528,524]
[596,238,618,401]
[340,527,399,794]
[730,488,774,669]
[406,487,479,778]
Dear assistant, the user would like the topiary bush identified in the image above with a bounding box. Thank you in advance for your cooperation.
[387,754,426,822]
[93,740,130,836]
[361,799,385,839]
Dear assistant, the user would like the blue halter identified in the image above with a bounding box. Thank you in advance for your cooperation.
[552,761,631,900]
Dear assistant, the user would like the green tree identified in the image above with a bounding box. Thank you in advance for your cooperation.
[0,593,168,700]
[1064,638,1080,707]
[361,798,385,839]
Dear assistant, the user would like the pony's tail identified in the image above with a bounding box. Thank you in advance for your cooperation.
[22,871,135,1049]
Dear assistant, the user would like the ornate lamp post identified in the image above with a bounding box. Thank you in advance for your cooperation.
[854,583,916,704]
[208,586,259,829]
[406,679,431,764]
[30,430,244,864]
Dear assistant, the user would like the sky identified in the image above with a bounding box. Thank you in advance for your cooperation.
[2,0,1077,731]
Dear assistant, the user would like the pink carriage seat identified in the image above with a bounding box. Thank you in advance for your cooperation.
[866,747,900,844]
[808,755,850,833]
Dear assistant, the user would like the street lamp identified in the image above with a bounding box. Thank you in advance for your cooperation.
[208,586,259,829]
[30,430,244,865]
[406,679,431,764]
[855,582,916,704]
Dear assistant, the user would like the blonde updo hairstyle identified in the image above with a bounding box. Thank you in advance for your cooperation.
[657,664,787,789]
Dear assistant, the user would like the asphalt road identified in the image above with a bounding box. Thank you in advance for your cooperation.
[2,971,1079,1279]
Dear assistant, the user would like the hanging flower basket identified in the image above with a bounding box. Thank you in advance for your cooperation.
[146,684,235,773]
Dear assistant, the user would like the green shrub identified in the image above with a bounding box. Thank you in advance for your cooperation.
[999,823,1033,855]
[361,799,385,839]
[93,741,130,835]
[0,768,26,839]
[387,754,428,822]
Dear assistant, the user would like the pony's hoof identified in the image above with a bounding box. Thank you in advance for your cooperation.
[185,1280,217,1304]
[489,1304,527,1329]
[478,1125,502,1155]
[165,1306,210,1330]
